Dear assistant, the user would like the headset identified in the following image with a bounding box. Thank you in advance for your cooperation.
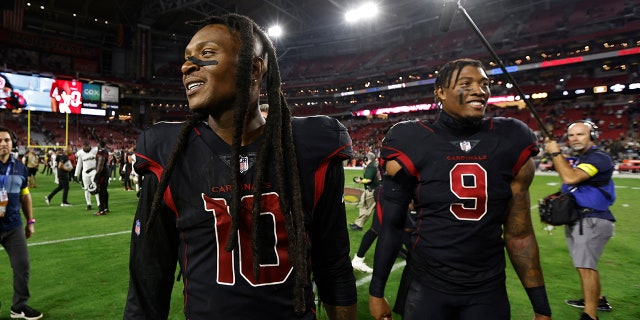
[566,120,599,141]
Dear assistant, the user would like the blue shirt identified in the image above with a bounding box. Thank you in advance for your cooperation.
[561,146,616,221]
[0,155,28,231]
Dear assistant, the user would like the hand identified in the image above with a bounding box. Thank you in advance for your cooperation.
[353,176,363,184]
[25,224,34,239]
[369,295,392,320]
[544,138,559,154]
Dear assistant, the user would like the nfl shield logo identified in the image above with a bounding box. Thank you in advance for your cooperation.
[459,141,472,152]
[239,155,249,173]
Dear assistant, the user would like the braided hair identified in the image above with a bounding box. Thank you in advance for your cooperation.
[145,14,308,314]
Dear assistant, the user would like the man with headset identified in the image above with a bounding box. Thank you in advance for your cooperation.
[0,126,43,319]
[545,120,615,320]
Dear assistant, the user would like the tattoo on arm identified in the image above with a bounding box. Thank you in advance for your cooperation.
[505,159,545,288]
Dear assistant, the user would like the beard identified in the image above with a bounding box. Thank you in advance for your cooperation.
[571,144,585,152]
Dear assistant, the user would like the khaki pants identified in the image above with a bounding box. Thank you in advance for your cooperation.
[354,188,376,228]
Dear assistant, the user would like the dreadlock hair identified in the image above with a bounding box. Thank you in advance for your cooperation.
[433,58,485,105]
[146,13,308,315]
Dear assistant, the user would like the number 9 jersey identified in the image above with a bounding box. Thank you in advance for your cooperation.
[380,116,539,294]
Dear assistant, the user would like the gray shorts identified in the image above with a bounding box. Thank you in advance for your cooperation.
[565,217,614,269]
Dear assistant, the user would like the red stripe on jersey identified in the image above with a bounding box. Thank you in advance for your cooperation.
[513,143,538,176]
[381,146,420,179]
[313,144,351,207]
[134,153,179,215]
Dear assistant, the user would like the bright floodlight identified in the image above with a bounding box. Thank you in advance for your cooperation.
[345,2,379,23]
[268,25,283,38]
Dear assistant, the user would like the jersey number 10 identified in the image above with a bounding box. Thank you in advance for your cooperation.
[203,193,294,287]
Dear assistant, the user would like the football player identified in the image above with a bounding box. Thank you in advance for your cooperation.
[75,141,99,211]
[369,59,552,320]
[124,14,357,320]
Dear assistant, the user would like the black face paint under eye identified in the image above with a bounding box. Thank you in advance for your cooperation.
[456,89,464,105]
[186,56,219,66]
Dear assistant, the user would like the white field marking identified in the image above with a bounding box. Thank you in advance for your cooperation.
[356,260,406,287]
[0,230,131,250]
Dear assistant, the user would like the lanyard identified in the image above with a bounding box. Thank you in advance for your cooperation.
[0,163,11,189]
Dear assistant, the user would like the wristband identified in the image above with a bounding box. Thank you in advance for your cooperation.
[525,286,551,316]
[27,219,36,225]
[550,152,561,158]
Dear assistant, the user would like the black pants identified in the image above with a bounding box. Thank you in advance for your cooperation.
[403,281,510,320]
[48,171,70,203]
[97,176,109,212]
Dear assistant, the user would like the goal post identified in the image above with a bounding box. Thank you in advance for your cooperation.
[27,110,70,151]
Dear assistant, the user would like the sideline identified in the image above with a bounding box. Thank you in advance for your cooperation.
[0,230,130,250]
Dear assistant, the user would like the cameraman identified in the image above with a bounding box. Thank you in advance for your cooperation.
[544,120,616,320]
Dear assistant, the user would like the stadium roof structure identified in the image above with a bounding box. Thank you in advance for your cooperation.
[20,0,549,59]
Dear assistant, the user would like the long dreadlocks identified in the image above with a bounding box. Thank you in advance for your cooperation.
[145,14,308,314]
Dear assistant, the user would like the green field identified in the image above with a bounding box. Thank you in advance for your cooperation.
[0,167,638,319]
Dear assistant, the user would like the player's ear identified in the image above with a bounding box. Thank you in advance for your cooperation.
[251,56,265,84]
[434,86,446,103]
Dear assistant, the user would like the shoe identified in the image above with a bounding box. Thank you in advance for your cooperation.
[351,256,373,273]
[565,296,612,312]
[349,223,362,231]
[60,203,72,207]
[86,205,92,211]
[579,312,598,320]
[103,208,110,213]
[44,196,50,206]
[94,211,106,216]
[10,305,43,319]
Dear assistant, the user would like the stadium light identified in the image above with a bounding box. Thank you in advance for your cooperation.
[268,25,283,38]
[345,2,379,23]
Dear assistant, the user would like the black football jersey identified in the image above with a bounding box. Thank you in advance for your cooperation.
[124,116,356,319]
[380,116,538,294]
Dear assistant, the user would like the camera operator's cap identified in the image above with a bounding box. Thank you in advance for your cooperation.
[366,152,376,162]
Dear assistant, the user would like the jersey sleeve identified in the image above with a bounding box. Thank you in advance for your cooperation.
[310,158,357,306]
[491,117,540,176]
[134,122,182,179]
[124,124,181,319]
[292,116,356,306]
[380,120,425,178]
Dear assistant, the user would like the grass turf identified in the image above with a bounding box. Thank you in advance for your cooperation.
[0,167,637,319]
